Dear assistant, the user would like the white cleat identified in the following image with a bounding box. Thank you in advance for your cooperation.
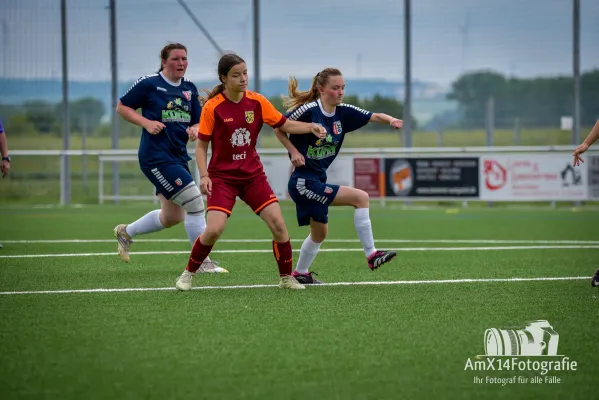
[114,224,133,262]
[279,275,306,290]
[175,270,195,291]
[197,258,229,273]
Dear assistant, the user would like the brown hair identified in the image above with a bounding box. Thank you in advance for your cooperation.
[159,43,187,72]
[200,53,246,104]
[282,68,342,111]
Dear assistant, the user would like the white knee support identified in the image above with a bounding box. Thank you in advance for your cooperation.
[170,182,205,215]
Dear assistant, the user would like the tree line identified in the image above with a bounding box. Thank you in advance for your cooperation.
[447,69,599,129]
[1,69,597,137]
[0,93,409,137]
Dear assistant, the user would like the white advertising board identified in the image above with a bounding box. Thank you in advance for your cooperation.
[480,154,588,201]
[261,155,354,199]
[260,156,294,199]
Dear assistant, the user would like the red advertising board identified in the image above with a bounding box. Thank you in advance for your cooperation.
[353,158,382,197]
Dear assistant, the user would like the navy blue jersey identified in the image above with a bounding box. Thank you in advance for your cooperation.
[120,72,201,168]
[286,99,372,179]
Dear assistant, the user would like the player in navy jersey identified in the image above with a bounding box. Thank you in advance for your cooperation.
[114,43,225,273]
[274,68,403,284]
[572,118,599,288]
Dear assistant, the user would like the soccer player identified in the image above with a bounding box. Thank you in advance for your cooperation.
[273,68,403,284]
[572,119,599,287]
[114,43,225,273]
[174,53,327,291]
[0,118,10,178]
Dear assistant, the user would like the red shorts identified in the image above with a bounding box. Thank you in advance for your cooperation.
[207,173,278,216]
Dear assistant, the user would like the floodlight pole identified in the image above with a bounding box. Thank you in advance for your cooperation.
[403,0,412,147]
[572,0,580,145]
[60,0,70,205]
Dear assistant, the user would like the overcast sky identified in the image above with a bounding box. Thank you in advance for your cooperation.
[1,0,598,87]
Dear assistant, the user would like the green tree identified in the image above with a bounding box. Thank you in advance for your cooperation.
[361,94,413,130]
[447,69,599,129]
[55,97,106,134]
[23,100,57,134]
[5,114,37,136]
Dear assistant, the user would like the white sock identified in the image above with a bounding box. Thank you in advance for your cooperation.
[354,208,376,257]
[126,209,164,237]
[294,235,322,275]
[184,213,207,246]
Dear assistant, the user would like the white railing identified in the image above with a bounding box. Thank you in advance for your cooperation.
[10,144,583,157]
[9,146,598,205]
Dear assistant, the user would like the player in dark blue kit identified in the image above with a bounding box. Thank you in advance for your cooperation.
[274,68,403,284]
[114,43,225,272]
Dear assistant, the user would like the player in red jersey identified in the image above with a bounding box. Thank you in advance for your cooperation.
[175,53,327,291]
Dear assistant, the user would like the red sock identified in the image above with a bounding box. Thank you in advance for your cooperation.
[186,236,214,273]
[273,240,293,276]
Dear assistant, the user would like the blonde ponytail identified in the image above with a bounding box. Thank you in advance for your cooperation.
[282,68,342,111]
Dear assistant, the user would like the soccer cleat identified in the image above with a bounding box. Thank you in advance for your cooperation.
[367,250,397,270]
[114,224,133,262]
[279,275,306,290]
[592,268,599,288]
[292,271,323,285]
[175,270,195,291]
[197,258,229,273]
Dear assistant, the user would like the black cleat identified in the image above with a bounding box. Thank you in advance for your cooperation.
[367,250,397,270]
[292,271,323,285]
[592,268,599,288]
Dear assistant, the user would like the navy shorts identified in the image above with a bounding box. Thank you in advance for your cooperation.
[288,175,340,226]
[142,163,194,200]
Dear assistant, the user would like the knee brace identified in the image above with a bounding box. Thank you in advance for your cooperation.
[170,182,205,215]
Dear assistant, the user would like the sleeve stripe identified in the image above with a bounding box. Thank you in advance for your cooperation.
[339,103,371,115]
[121,74,158,97]
[288,101,318,121]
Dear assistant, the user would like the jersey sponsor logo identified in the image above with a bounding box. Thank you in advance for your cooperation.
[162,109,191,123]
[232,151,247,161]
[162,98,191,122]
[333,121,342,135]
[324,186,333,194]
[223,118,234,122]
[182,91,192,101]
[245,111,254,124]
[307,143,337,160]
[175,178,183,186]
[315,134,333,146]
[230,128,251,147]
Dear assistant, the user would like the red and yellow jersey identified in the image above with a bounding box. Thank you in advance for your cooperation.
[199,90,286,181]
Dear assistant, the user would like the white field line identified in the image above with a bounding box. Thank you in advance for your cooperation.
[1,239,599,245]
[0,276,590,296]
[1,246,598,259]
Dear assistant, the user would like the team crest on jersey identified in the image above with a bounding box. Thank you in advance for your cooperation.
[333,121,342,135]
[245,111,254,124]
[182,91,192,101]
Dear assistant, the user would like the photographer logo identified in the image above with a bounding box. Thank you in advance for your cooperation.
[465,320,578,386]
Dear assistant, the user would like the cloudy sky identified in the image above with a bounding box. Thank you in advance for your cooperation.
[1,0,598,87]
